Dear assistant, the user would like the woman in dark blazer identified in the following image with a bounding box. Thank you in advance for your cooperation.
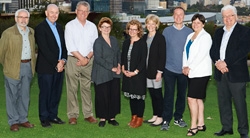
[91,17,121,127]
[143,14,166,126]
[121,19,147,128]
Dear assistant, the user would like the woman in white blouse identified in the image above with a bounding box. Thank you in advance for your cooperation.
[182,14,212,136]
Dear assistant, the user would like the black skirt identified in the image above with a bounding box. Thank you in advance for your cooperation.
[187,76,210,99]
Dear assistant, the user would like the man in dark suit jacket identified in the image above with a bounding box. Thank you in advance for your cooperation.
[35,4,67,128]
[210,5,250,138]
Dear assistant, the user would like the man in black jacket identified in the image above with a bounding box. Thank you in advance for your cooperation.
[35,4,67,128]
[210,5,250,138]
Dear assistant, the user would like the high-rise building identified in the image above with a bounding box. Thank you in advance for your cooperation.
[19,0,37,9]
[6,0,18,12]
[221,0,230,5]
[5,0,41,13]
[159,1,167,8]
[122,0,146,14]
[71,0,122,14]
[110,0,122,14]
[147,0,159,9]
[92,0,109,12]
[186,0,199,6]
[0,0,12,11]
[246,0,250,6]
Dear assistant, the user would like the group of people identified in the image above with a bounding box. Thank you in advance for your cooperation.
[0,1,99,132]
[0,1,249,138]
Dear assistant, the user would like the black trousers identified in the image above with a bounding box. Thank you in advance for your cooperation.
[130,98,145,118]
[38,72,64,121]
[148,88,163,117]
[217,74,249,135]
[94,78,120,120]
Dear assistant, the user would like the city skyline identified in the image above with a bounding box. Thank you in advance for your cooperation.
[1,0,250,14]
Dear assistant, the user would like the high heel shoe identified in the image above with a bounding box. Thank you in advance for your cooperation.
[198,125,206,131]
[187,128,198,136]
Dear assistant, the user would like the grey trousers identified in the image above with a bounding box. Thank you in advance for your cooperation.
[5,62,32,125]
[217,74,249,135]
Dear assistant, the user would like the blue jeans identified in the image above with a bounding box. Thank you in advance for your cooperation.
[162,68,187,123]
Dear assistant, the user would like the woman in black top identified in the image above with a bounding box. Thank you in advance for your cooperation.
[143,14,166,126]
[121,19,147,128]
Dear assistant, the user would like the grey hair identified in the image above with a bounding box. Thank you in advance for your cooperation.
[76,1,90,11]
[46,4,58,10]
[221,5,237,15]
[15,9,30,17]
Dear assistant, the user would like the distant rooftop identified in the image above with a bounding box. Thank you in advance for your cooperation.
[120,12,217,24]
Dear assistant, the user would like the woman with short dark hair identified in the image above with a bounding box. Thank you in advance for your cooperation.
[182,14,212,136]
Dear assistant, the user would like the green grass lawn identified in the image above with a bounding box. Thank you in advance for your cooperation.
[0,65,249,138]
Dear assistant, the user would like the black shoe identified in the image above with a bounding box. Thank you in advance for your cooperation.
[241,134,249,138]
[150,123,162,127]
[150,121,163,127]
[50,117,65,124]
[98,121,106,127]
[187,128,198,136]
[197,125,206,131]
[41,120,52,128]
[214,129,233,136]
[108,120,119,126]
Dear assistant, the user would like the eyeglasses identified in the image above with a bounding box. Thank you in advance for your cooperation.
[77,9,89,13]
[222,14,235,19]
[17,16,29,19]
[128,28,138,32]
[101,26,111,29]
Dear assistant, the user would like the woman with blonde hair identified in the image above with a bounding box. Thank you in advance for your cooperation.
[143,14,166,126]
[121,19,147,128]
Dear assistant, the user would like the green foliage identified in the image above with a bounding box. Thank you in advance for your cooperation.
[245,21,250,27]
[204,21,216,37]
[0,18,15,36]
[158,23,168,33]
[88,12,124,41]
[187,4,223,12]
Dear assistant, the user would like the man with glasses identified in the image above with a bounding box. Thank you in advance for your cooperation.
[210,5,250,138]
[0,9,36,132]
[65,1,98,125]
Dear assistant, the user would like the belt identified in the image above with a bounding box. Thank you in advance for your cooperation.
[21,59,31,63]
[68,55,77,59]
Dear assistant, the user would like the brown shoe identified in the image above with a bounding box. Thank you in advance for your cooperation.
[19,121,34,128]
[84,116,98,123]
[131,117,143,128]
[69,118,77,125]
[10,124,19,132]
[128,115,137,126]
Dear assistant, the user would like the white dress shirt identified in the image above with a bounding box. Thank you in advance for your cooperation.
[65,18,98,56]
[220,22,237,60]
